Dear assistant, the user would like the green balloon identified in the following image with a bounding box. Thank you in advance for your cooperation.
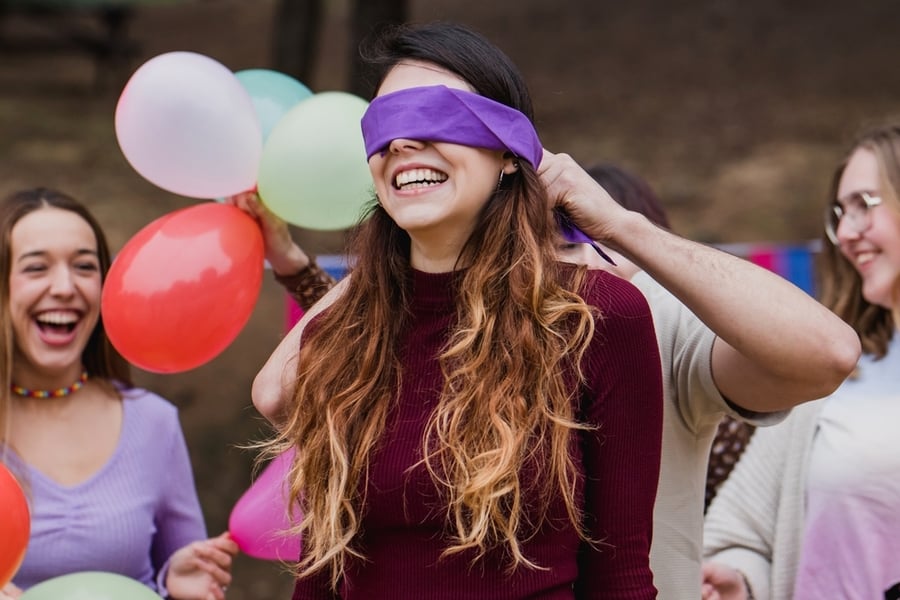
[258,91,373,231]
[21,571,163,600]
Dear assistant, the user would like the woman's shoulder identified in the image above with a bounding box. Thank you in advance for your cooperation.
[576,267,652,318]
[120,385,181,427]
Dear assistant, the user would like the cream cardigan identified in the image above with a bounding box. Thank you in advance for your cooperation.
[703,400,823,600]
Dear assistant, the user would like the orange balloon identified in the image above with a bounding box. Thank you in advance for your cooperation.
[0,463,30,588]
[102,202,264,373]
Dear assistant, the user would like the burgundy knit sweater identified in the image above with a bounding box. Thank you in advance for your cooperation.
[292,267,663,599]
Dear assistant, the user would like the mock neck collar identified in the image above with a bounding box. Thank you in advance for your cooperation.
[410,268,464,312]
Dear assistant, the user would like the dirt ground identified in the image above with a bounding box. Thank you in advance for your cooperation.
[1,0,900,597]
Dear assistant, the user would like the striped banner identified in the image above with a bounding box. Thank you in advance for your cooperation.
[715,240,821,297]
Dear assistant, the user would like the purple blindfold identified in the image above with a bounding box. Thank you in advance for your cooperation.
[360,85,614,265]
[360,85,543,167]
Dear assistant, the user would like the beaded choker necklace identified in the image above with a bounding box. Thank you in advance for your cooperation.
[11,370,89,399]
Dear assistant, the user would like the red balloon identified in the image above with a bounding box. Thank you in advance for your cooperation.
[102,202,264,373]
[0,463,30,588]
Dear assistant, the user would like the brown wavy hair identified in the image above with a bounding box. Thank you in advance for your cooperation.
[266,22,598,587]
[816,122,900,357]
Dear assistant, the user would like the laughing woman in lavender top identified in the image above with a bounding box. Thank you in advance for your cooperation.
[0,189,237,600]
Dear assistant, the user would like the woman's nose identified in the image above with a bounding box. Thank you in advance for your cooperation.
[49,266,76,297]
[835,216,863,244]
[388,137,426,154]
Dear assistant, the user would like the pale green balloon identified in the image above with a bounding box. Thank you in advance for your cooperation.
[257,92,374,231]
[257,91,373,231]
[21,571,163,600]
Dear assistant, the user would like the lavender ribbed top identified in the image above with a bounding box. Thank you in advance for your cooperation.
[7,387,207,592]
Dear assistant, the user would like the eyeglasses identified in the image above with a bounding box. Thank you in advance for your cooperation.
[824,191,883,245]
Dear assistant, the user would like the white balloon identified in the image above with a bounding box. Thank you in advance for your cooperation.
[115,52,262,198]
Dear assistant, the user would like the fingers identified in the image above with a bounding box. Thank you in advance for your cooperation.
[226,190,264,216]
[537,148,553,176]
[222,190,259,210]
[172,537,237,585]
[190,543,235,579]
[201,586,224,600]
[701,582,721,600]
[209,531,241,556]
[537,151,586,200]
[536,148,564,189]
[700,562,748,600]
[209,582,228,600]
[223,192,303,272]
[226,190,288,232]
[200,545,235,571]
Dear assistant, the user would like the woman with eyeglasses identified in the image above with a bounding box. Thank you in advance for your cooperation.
[701,122,900,600]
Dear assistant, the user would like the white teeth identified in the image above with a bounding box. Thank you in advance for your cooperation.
[394,168,448,188]
[856,251,876,266]
[36,311,78,325]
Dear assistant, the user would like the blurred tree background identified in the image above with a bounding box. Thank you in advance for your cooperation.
[1,0,900,597]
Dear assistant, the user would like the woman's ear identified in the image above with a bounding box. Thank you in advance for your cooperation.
[502,152,520,175]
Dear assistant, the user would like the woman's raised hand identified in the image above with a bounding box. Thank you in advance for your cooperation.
[223,191,309,276]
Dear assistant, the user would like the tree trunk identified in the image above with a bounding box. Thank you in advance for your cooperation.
[270,0,408,93]
[348,0,408,96]
[271,0,323,84]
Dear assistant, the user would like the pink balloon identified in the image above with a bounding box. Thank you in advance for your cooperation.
[115,51,262,198]
[229,448,302,561]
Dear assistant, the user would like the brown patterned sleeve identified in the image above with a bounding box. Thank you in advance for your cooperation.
[705,416,756,511]
[273,258,338,311]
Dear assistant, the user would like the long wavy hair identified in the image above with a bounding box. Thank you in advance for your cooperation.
[268,22,598,587]
[816,122,900,357]
[0,188,133,450]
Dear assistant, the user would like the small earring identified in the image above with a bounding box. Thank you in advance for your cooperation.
[496,169,505,191]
